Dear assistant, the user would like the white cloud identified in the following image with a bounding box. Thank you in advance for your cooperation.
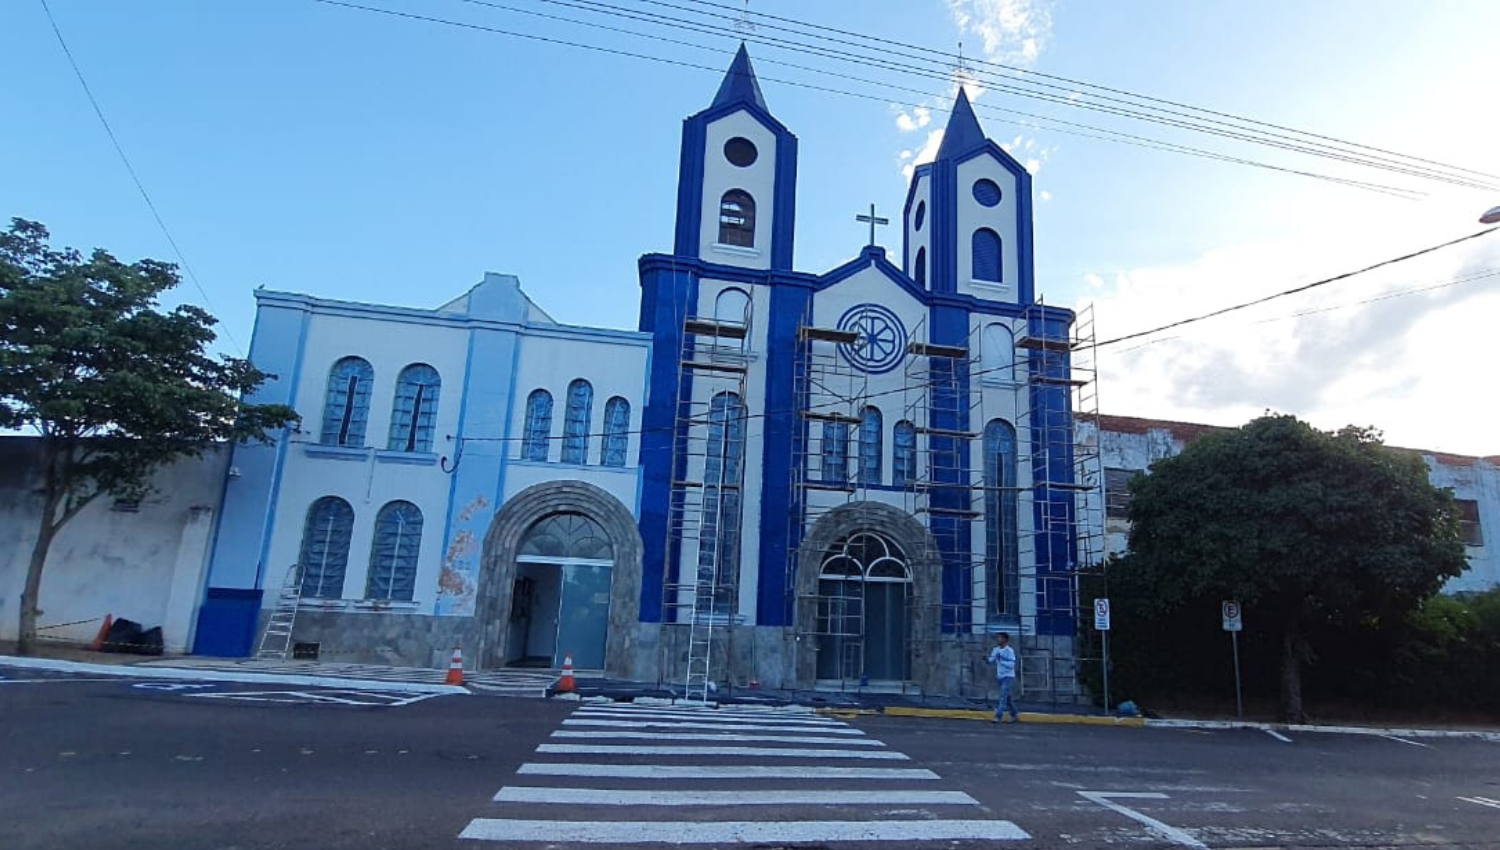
[895,105,932,133]
[948,0,1055,66]
[902,128,947,181]
[1040,189,1053,202]
[1074,200,1500,456]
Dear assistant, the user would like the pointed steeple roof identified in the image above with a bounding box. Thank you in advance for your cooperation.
[712,43,768,112]
[935,87,986,161]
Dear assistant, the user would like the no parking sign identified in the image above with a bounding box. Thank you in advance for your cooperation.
[1093,598,1111,631]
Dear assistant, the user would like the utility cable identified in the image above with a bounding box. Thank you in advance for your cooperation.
[38,0,243,355]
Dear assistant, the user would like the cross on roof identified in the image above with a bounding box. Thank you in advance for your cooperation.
[855,203,889,247]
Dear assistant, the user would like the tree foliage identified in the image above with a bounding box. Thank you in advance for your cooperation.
[1120,414,1468,721]
[0,218,298,653]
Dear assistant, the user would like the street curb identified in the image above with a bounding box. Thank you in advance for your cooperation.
[0,655,469,696]
[1145,717,1500,741]
[817,705,1147,726]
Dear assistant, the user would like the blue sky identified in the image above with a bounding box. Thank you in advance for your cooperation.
[4,0,1498,453]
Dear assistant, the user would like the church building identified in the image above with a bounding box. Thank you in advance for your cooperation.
[191,47,1093,702]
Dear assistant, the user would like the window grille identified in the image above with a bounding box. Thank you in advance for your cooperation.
[601,396,630,467]
[562,379,594,464]
[858,406,883,486]
[522,389,553,461]
[984,419,1019,618]
[972,228,1003,283]
[299,496,354,599]
[718,190,756,247]
[320,357,374,446]
[893,421,917,487]
[388,364,440,453]
[366,501,422,602]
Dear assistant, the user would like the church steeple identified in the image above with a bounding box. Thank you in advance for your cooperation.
[935,88,986,161]
[712,43,768,112]
[672,45,798,271]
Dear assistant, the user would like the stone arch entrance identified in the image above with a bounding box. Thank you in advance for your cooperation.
[477,481,641,674]
[794,501,941,691]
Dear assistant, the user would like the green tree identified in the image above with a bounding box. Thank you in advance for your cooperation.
[0,218,298,655]
[1124,414,1468,721]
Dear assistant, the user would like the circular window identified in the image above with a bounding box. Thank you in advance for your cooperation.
[724,137,758,167]
[914,201,926,231]
[973,179,1003,207]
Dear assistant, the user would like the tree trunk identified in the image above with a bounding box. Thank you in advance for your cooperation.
[17,502,59,656]
[17,443,65,657]
[1279,628,1307,723]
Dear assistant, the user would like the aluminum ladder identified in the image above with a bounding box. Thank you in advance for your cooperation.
[256,564,302,660]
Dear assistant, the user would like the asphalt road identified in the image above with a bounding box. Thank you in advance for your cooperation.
[2,665,1497,849]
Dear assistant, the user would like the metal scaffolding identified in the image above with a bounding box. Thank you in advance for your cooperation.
[661,293,753,703]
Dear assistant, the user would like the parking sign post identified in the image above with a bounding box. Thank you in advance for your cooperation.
[1223,600,1244,719]
[1095,598,1111,715]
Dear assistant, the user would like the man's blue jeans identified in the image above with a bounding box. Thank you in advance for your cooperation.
[996,676,1019,720]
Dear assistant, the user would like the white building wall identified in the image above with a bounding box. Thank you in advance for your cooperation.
[699,111,779,271]
[0,439,227,653]
[954,156,1022,303]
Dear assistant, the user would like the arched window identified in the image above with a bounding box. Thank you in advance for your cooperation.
[982,323,1015,382]
[320,357,374,447]
[858,406,883,486]
[718,190,756,247]
[387,364,440,453]
[601,396,630,467]
[714,288,751,325]
[366,501,422,602]
[972,228,1003,284]
[822,421,850,483]
[522,389,553,462]
[984,419,1020,618]
[700,392,746,616]
[299,496,354,599]
[519,512,614,560]
[561,379,594,464]
[914,247,927,287]
[893,421,917,487]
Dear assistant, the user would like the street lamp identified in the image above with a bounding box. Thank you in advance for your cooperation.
[1482,205,1500,225]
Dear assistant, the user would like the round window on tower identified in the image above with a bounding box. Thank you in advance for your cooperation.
[973,179,1003,207]
[724,137,758,167]
[914,201,926,231]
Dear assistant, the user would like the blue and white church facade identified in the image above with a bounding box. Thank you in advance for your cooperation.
[195,47,1089,699]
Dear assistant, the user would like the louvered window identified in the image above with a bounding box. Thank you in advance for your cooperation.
[972,228,1002,283]
[522,389,553,461]
[984,419,1020,618]
[858,407,883,486]
[299,496,354,599]
[562,379,594,464]
[321,357,374,447]
[601,396,630,467]
[718,190,756,247]
[388,364,440,453]
[366,501,422,601]
[893,421,917,487]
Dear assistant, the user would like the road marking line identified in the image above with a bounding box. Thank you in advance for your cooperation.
[1078,791,1207,849]
[573,708,842,727]
[1264,729,1293,743]
[563,718,865,734]
[1458,796,1500,810]
[516,763,939,780]
[0,677,121,684]
[551,730,883,746]
[1378,734,1431,748]
[535,743,907,759]
[458,818,1029,843]
[492,787,979,806]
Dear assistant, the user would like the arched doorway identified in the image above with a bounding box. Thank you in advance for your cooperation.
[815,532,912,683]
[476,481,642,673]
[508,513,614,669]
[794,501,942,691]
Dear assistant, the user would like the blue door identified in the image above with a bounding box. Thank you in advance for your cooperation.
[554,563,612,669]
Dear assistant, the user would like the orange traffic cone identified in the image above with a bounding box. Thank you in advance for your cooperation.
[556,653,576,693]
[445,645,464,686]
[91,614,114,651]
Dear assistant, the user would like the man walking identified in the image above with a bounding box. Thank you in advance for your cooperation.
[987,632,1020,723]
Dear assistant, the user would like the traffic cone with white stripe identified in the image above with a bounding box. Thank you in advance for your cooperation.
[445,645,464,686]
[556,653,575,693]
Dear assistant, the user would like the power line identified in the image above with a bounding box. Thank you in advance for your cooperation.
[471,0,1442,194]
[528,0,1492,191]
[38,0,244,356]
[678,0,1497,183]
[311,0,1421,198]
[1096,228,1500,348]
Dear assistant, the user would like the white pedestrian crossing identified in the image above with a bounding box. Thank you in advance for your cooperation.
[457,701,1030,845]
